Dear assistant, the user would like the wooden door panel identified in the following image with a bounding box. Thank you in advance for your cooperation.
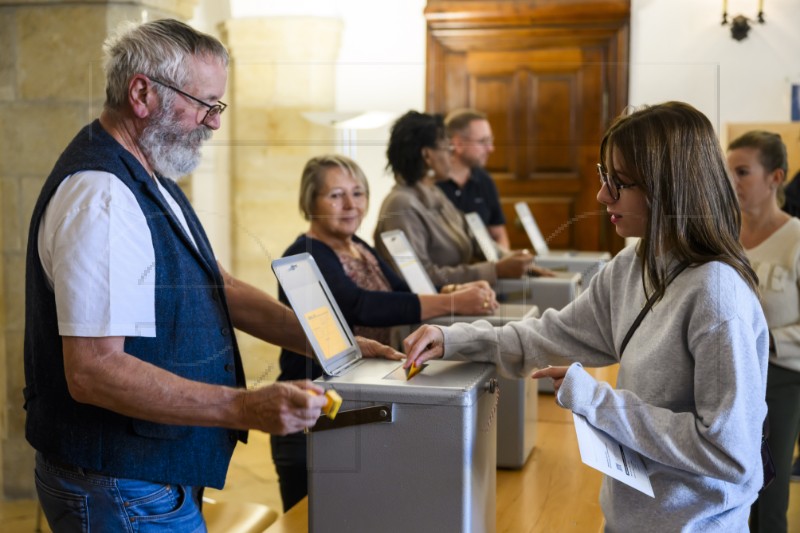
[426,1,630,254]
[466,49,583,75]
[527,73,579,176]
[471,75,517,180]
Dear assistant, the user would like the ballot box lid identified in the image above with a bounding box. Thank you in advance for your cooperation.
[316,359,495,407]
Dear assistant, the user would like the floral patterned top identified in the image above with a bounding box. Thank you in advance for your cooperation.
[338,241,393,346]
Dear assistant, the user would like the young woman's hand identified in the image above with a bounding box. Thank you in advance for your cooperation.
[530,366,569,395]
[402,325,445,368]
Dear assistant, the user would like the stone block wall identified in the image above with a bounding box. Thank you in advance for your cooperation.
[0,0,195,499]
[0,1,343,499]
[221,17,341,380]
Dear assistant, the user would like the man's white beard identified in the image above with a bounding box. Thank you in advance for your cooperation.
[139,105,212,180]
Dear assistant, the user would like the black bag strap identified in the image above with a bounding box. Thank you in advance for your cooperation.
[619,261,689,357]
[616,260,775,492]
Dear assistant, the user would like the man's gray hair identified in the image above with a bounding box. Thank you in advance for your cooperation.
[103,18,229,110]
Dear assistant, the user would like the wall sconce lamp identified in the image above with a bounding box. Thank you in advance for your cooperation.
[722,0,765,41]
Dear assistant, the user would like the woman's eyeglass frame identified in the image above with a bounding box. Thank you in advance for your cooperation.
[597,163,638,201]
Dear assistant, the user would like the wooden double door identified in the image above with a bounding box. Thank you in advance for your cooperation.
[425,0,631,253]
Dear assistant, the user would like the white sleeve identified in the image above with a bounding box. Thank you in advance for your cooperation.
[38,171,157,337]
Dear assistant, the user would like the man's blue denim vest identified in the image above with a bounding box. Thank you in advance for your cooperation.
[23,120,246,489]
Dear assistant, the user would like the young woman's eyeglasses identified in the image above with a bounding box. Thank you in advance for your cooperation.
[149,77,228,125]
[597,163,638,201]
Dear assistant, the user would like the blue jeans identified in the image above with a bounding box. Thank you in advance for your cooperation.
[34,452,207,532]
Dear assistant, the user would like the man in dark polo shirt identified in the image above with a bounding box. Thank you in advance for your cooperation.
[437,109,510,249]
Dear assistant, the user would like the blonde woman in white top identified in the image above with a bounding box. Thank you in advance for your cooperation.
[727,130,800,533]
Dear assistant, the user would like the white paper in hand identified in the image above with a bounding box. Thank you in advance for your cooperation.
[572,413,655,498]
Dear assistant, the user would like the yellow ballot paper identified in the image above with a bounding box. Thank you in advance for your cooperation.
[405,363,426,380]
[304,306,348,360]
[309,389,343,419]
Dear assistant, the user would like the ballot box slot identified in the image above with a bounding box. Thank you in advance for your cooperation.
[309,404,393,433]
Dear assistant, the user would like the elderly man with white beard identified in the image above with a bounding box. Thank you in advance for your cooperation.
[23,18,400,532]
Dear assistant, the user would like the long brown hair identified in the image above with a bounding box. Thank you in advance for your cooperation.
[600,101,758,299]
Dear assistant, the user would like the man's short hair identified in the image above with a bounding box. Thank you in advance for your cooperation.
[445,108,487,137]
[103,18,229,110]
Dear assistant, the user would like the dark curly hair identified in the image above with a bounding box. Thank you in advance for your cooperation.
[386,111,446,186]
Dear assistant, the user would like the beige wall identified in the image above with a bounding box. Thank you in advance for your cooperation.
[220,17,341,382]
[0,0,196,499]
[0,168,5,495]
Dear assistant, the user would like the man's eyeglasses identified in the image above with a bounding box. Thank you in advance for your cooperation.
[597,163,637,201]
[149,77,228,125]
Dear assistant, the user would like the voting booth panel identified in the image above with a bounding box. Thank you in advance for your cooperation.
[309,360,497,533]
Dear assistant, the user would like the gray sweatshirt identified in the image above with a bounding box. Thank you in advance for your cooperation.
[442,245,768,532]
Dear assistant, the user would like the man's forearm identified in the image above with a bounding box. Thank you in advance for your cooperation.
[222,271,309,355]
[489,225,510,250]
[63,335,324,436]
[230,286,309,354]
[63,336,246,428]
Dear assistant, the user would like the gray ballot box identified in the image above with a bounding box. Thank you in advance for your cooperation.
[495,274,582,396]
[462,209,592,299]
[494,273,582,310]
[309,360,497,533]
[272,253,498,533]
[427,303,539,470]
[381,229,557,470]
[534,254,609,285]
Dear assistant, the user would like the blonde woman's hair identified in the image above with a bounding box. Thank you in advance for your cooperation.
[299,154,369,221]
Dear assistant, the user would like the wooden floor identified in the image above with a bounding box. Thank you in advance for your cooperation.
[495,396,605,532]
[4,378,800,532]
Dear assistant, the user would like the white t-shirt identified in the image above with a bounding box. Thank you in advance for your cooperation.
[37,170,197,338]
